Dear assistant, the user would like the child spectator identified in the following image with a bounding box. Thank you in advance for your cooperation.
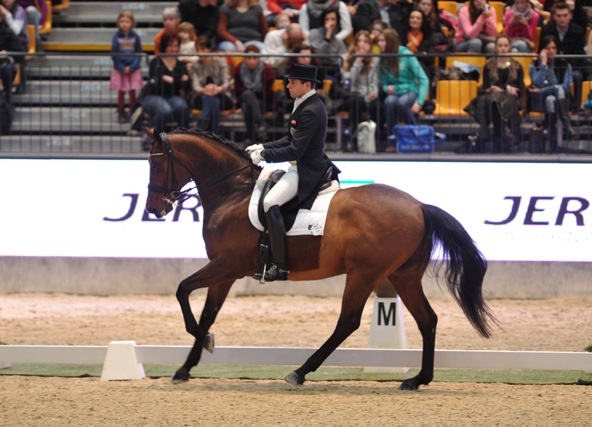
[504,0,539,53]
[154,7,181,56]
[178,21,198,67]
[109,10,144,124]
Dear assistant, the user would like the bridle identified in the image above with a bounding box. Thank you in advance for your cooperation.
[147,132,253,206]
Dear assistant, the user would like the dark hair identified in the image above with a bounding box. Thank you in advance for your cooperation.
[539,34,558,53]
[195,36,211,51]
[320,7,341,33]
[159,32,180,54]
[551,2,570,14]
[245,44,260,54]
[406,9,432,39]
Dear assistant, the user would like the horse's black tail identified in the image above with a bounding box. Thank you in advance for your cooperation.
[421,203,498,338]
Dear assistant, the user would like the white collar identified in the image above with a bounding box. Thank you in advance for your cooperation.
[292,89,316,113]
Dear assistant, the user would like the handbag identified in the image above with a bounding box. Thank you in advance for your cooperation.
[355,120,377,154]
[393,124,447,153]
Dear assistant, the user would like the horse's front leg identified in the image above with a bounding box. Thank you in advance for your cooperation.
[172,261,236,383]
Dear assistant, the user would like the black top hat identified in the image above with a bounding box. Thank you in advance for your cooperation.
[284,63,321,84]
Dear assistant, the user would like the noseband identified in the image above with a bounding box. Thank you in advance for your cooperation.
[148,132,253,205]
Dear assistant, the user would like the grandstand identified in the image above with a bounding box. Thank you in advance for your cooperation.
[1,0,592,159]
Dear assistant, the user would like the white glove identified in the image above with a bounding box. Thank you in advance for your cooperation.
[245,143,263,154]
[250,148,264,165]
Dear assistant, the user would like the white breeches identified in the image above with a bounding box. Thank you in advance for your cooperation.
[263,164,299,212]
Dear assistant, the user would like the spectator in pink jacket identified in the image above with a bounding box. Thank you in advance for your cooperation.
[504,0,539,53]
[454,0,498,53]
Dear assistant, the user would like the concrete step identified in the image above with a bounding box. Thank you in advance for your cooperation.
[42,28,160,52]
[0,134,146,155]
[53,1,176,26]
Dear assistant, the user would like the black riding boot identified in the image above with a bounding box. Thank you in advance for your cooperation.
[263,205,288,282]
[558,98,576,140]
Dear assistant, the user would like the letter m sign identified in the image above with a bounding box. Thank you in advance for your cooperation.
[377,301,397,326]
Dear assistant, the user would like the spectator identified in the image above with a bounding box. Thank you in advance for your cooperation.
[18,0,46,52]
[308,8,348,80]
[266,0,306,26]
[189,36,233,134]
[233,44,276,144]
[273,11,292,29]
[0,7,24,103]
[109,10,144,124]
[400,9,436,71]
[369,18,387,53]
[545,0,589,30]
[154,7,181,56]
[454,0,498,53]
[465,35,524,153]
[414,0,455,52]
[178,21,198,66]
[141,33,191,148]
[377,28,429,151]
[347,0,382,34]
[178,0,220,44]
[217,0,268,52]
[504,0,539,53]
[341,30,379,151]
[529,34,576,152]
[299,0,352,42]
[263,21,306,75]
[1,0,28,52]
[384,0,415,35]
[539,2,586,109]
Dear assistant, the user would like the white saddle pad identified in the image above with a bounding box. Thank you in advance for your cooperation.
[248,176,340,236]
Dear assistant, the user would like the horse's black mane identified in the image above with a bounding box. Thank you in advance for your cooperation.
[171,127,255,163]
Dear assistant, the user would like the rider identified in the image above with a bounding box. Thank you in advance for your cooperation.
[246,63,340,282]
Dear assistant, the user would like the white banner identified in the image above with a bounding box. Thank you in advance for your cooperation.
[0,159,591,261]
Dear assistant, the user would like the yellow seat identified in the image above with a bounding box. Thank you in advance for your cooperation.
[490,1,505,34]
[37,0,52,35]
[512,55,535,89]
[433,80,478,116]
[26,25,35,58]
[581,81,592,108]
[533,27,541,53]
[439,1,459,16]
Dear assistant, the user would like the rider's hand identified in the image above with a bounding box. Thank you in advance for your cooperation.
[245,143,263,153]
[250,149,265,165]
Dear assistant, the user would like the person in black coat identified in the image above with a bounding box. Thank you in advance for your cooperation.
[539,2,586,108]
[245,63,340,282]
[0,9,25,103]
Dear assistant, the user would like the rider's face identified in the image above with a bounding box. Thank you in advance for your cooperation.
[287,79,310,99]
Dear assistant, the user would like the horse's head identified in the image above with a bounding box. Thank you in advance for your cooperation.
[145,129,194,218]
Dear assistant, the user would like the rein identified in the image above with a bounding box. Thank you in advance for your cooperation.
[148,132,254,204]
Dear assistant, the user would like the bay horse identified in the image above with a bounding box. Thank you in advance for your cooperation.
[144,128,497,390]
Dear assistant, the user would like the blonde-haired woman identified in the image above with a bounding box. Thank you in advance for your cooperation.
[217,0,268,52]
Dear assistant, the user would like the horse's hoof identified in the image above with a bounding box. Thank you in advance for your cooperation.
[202,332,215,353]
[399,379,419,391]
[171,369,190,384]
[285,371,305,386]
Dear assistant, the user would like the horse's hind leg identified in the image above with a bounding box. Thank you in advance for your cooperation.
[285,273,376,386]
[389,270,437,391]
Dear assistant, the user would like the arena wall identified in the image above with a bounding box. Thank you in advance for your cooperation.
[1,257,590,298]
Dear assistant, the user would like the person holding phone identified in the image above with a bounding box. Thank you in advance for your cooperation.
[454,0,498,53]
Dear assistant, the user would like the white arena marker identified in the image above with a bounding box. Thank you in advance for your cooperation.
[364,295,409,373]
[100,341,145,381]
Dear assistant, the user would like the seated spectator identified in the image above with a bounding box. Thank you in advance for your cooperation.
[347,0,382,34]
[178,0,219,44]
[400,9,436,72]
[504,0,539,53]
[154,7,181,56]
[263,21,306,76]
[377,28,429,151]
[189,36,234,134]
[529,34,576,152]
[546,0,589,31]
[454,0,498,53]
[0,7,24,103]
[341,30,379,152]
[217,0,268,52]
[141,33,191,148]
[178,21,198,66]
[265,0,305,27]
[233,44,276,144]
[369,19,387,53]
[539,2,586,108]
[299,0,352,42]
[18,0,46,52]
[1,0,28,52]
[308,8,348,80]
[414,0,454,52]
[464,35,524,153]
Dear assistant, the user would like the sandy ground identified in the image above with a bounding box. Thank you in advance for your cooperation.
[1,294,591,426]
